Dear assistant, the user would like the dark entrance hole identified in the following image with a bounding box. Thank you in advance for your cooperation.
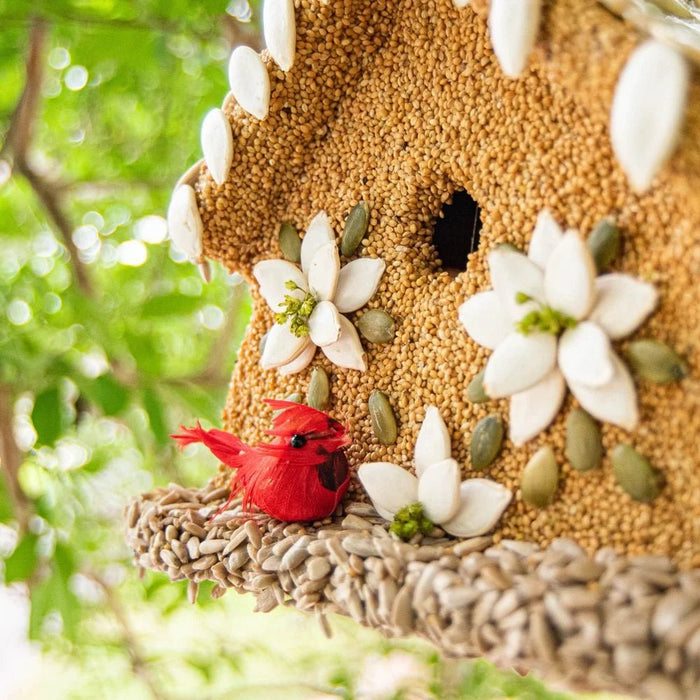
[432,189,482,273]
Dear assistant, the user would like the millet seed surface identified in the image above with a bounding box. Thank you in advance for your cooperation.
[194,0,700,568]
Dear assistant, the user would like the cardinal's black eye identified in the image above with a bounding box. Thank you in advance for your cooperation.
[290,434,306,448]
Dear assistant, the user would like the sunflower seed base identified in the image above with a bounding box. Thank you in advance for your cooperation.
[127,482,700,699]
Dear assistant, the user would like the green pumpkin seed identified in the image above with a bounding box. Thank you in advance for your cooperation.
[357,309,395,344]
[587,218,620,272]
[626,340,689,383]
[341,201,369,257]
[470,414,504,471]
[612,444,663,503]
[467,370,489,403]
[521,446,559,508]
[368,390,397,445]
[278,221,301,263]
[307,367,330,411]
[565,409,602,472]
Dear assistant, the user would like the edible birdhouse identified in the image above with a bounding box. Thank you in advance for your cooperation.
[127,1,700,696]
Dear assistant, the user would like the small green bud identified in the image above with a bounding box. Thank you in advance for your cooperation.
[390,503,434,541]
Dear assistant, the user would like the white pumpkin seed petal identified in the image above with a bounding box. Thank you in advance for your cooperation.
[260,322,309,369]
[263,0,295,72]
[568,352,639,431]
[483,331,557,398]
[277,341,315,376]
[458,291,512,350]
[488,0,543,79]
[442,479,512,538]
[414,406,451,478]
[308,300,341,347]
[509,368,566,447]
[227,46,270,120]
[333,258,386,313]
[544,231,596,320]
[167,185,203,261]
[175,159,204,189]
[307,243,340,301]
[301,211,335,275]
[357,462,418,521]
[321,314,367,371]
[453,0,472,7]
[418,458,461,524]
[528,209,563,270]
[558,321,615,388]
[488,247,546,321]
[200,108,233,186]
[252,259,307,312]
[610,40,689,193]
[589,274,659,340]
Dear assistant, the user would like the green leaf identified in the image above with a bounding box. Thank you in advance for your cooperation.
[85,373,130,416]
[29,573,56,640]
[4,533,39,583]
[53,543,80,641]
[141,293,202,318]
[168,384,222,425]
[124,331,164,376]
[31,386,63,446]
[142,386,169,446]
[0,475,13,523]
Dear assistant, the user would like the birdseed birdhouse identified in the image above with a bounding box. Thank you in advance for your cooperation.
[127,1,700,696]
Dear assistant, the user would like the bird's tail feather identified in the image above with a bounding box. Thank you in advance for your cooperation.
[171,422,247,467]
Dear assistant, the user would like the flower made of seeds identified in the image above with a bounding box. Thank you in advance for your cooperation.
[253,211,385,373]
[459,210,659,446]
[358,407,512,540]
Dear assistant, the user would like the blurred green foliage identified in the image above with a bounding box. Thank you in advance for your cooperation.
[0,2,621,698]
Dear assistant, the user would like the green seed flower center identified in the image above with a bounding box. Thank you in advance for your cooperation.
[390,502,434,541]
[515,292,577,336]
[274,280,317,337]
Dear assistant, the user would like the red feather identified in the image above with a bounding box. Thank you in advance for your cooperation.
[172,401,351,522]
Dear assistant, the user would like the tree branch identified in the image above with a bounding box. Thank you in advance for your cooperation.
[0,12,261,50]
[16,161,93,294]
[92,576,169,700]
[3,18,93,295]
[0,386,31,533]
[3,19,46,161]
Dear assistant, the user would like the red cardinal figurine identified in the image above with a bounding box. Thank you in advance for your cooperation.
[172,399,351,522]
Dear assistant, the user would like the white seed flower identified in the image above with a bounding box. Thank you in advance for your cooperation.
[459,210,658,445]
[358,407,512,538]
[253,211,385,374]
